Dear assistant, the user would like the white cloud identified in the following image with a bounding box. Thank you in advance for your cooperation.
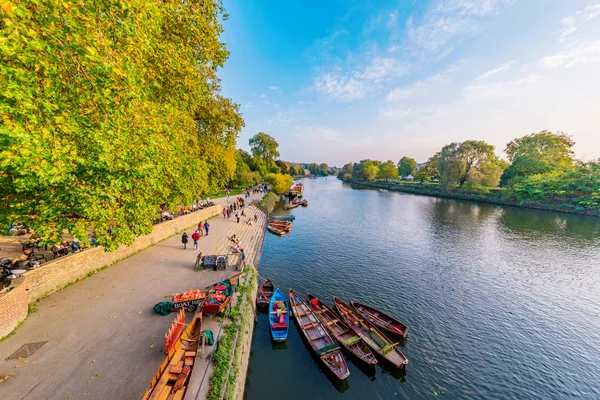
[463,74,540,100]
[475,61,515,80]
[314,57,407,101]
[540,40,600,69]
[558,4,600,41]
[258,94,267,98]
[269,86,279,91]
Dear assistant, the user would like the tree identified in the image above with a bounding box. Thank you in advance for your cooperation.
[377,160,399,180]
[249,132,280,173]
[413,153,440,182]
[0,0,243,250]
[500,131,575,186]
[275,160,290,175]
[319,163,331,176]
[338,163,353,180]
[351,160,381,180]
[438,141,499,188]
[265,173,294,195]
[397,157,417,178]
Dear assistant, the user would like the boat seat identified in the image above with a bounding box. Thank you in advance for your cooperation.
[326,319,339,326]
[303,322,318,329]
[341,336,361,346]
[272,323,288,329]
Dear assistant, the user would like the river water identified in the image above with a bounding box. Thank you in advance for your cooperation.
[245,178,600,399]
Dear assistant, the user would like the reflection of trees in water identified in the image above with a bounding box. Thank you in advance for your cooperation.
[428,198,498,228]
[499,208,600,240]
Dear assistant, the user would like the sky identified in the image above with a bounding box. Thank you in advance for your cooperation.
[219,0,600,166]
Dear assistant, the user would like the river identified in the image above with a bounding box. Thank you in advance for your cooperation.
[245,178,600,399]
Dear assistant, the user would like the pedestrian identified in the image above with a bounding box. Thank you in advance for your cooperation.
[204,221,210,236]
[222,207,226,219]
[198,222,204,236]
[254,214,258,223]
[192,230,200,249]
[236,213,240,223]
[181,232,189,249]
[241,248,246,269]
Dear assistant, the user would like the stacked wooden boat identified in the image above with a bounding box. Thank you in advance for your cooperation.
[267,218,292,236]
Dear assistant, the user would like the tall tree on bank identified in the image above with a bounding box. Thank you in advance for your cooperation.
[438,141,501,188]
[397,157,417,177]
[378,160,399,180]
[249,132,280,175]
[0,0,243,250]
[500,131,575,186]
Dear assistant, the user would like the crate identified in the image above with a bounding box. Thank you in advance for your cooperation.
[216,256,228,270]
[202,255,217,269]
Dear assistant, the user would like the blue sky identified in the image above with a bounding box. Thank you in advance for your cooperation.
[219,0,600,166]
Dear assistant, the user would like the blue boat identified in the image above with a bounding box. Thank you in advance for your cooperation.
[269,288,289,342]
[270,215,295,222]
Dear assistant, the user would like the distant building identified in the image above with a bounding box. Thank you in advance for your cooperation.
[402,174,414,181]
[303,169,310,176]
[414,162,427,172]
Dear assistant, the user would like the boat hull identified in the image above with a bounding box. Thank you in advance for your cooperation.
[269,288,289,342]
[350,301,408,338]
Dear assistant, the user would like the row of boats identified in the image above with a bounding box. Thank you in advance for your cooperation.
[256,280,409,380]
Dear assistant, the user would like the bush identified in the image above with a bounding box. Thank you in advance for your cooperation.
[265,173,294,195]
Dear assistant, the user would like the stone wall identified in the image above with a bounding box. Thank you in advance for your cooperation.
[0,277,28,338]
[24,204,220,302]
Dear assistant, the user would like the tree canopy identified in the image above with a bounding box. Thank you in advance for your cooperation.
[378,160,399,180]
[0,0,243,249]
[397,157,417,177]
[265,173,294,195]
[438,140,500,187]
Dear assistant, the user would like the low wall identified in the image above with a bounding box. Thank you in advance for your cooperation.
[24,204,221,302]
[0,277,29,338]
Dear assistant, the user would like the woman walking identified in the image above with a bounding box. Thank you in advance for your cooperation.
[181,232,189,250]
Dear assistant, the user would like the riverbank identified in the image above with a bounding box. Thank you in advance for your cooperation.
[0,199,267,400]
[345,179,600,218]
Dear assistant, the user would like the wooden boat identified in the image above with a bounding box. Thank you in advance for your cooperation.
[142,309,202,400]
[269,288,289,342]
[289,289,350,380]
[267,225,285,236]
[270,215,295,222]
[351,301,408,338]
[201,276,238,315]
[300,199,308,207]
[256,279,274,307]
[333,297,408,368]
[283,203,299,210]
[307,294,377,366]
[268,220,292,232]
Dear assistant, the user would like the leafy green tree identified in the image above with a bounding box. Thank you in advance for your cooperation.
[500,131,575,186]
[351,160,381,180]
[397,157,417,177]
[319,163,331,176]
[377,160,399,180]
[265,173,294,195]
[0,0,243,250]
[275,160,290,174]
[338,163,353,180]
[413,153,440,182]
[249,132,280,173]
[438,141,499,188]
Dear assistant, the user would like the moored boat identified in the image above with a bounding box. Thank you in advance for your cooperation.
[268,220,292,232]
[257,279,275,307]
[350,301,408,338]
[289,289,350,380]
[267,225,285,236]
[141,309,202,400]
[269,288,289,342]
[283,203,299,210]
[270,215,295,222]
[301,199,308,207]
[307,293,377,366]
[333,297,408,368]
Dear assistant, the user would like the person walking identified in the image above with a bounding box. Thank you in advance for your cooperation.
[240,248,246,270]
[236,212,240,223]
[181,232,189,250]
[204,221,210,236]
[253,214,258,223]
[192,230,200,250]
[197,221,204,236]
[222,207,227,219]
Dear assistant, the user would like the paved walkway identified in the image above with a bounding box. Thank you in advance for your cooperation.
[0,194,266,400]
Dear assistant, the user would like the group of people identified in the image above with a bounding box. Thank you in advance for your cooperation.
[181,220,210,250]
[157,200,215,224]
[51,239,82,257]
[229,234,247,268]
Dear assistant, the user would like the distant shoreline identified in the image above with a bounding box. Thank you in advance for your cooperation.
[345,179,600,219]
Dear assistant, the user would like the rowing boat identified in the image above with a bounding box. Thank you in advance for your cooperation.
[283,203,299,210]
[350,301,408,338]
[201,276,238,315]
[270,215,295,222]
[289,289,350,380]
[142,309,202,400]
[333,297,408,368]
[269,288,289,342]
[301,199,308,207]
[267,225,285,236]
[307,294,377,366]
[268,220,292,232]
[257,279,274,307]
